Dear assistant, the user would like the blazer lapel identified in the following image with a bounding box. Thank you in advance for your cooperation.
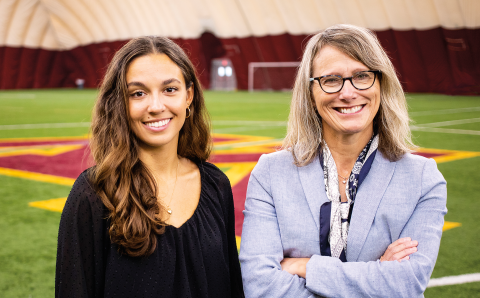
[346,151,396,261]
[298,155,329,231]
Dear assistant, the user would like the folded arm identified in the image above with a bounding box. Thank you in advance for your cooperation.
[304,158,447,297]
[241,156,446,298]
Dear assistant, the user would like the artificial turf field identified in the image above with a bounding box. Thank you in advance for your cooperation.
[0,89,479,297]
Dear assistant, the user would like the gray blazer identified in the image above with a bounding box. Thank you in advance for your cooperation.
[239,150,447,298]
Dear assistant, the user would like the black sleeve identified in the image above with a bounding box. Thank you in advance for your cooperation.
[55,171,108,298]
[219,173,245,298]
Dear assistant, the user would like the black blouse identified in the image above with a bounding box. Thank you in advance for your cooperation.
[55,161,244,298]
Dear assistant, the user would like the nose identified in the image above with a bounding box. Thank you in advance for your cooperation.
[147,94,165,114]
[339,79,356,100]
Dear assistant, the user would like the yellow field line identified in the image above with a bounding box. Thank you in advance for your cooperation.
[0,167,75,186]
[28,197,67,213]
[214,162,257,186]
[0,135,89,143]
[443,221,462,231]
[415,148,480,164]
[0,144,84,157]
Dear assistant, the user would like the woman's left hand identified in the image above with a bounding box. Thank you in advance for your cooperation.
[280,258,310,278]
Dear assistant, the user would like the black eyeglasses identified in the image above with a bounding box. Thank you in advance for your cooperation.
[310,70,381,94]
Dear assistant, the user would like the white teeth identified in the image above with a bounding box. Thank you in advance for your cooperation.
[338,106,362,114]
[146,119,170,128]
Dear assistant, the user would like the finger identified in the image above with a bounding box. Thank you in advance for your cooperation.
[392,246,417,261]
[385,238,411,255]
[383,238,405,259]
[387,240,418,256]
[397,256,410,262]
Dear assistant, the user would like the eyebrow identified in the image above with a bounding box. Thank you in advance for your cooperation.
[127,81,147,88]
[127,78,182,88]
[319,68,370,77]
[162,78,181,85]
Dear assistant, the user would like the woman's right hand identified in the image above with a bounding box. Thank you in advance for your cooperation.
[380,237,418,262]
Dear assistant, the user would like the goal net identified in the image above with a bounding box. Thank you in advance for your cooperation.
[248,62,300,92]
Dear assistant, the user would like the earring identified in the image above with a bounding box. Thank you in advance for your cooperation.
[185,106,191,118]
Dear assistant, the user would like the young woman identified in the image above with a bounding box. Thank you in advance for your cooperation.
[56,36,244,298]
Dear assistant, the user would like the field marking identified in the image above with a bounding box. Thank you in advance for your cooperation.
[29,197,67,212]
[212,133,273,147]
[0,144,84,157]
[214,162,257,186]
[410,107,480,117]
[0,167,75,186]
[410,126,480,135]
[417,118,480,128]
[443,221,462,231]
[0,122,91,130]
[214,138,284,150]
[415,148,480,164]
[0,135,89,143]
[213,120,287,126]
[214,126,285,134]
[0,120,287,131]
[428,273,480,287]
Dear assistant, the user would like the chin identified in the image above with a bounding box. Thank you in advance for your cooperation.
[338,125,370,136]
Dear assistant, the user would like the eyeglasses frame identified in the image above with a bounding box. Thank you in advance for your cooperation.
[309,70,381,94]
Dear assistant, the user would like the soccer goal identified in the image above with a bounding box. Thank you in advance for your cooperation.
[248,62,300,92]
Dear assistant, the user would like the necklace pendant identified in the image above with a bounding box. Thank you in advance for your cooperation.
[167,209,172,214]
[342,179,346,184]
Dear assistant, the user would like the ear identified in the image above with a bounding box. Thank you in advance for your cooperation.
[186,83,194,107]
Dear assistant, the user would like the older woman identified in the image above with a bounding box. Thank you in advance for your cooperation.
[240,24,447,297]
[56,36,244,297]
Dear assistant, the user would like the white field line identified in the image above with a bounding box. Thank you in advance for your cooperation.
[427,273,480,287]
[410,107,480,117]
[410,126,480,135]
[0,122,91,130]
[416,118,480,127]
[212,120,286,126]
[0,121,286,131]
[213,125,286,134]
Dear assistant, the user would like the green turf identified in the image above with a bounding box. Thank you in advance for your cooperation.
[0,175,69,297]
[0,89,479,297]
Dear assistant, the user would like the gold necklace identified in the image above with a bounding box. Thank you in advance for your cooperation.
[161,158,180,215]
[338,172,348,184]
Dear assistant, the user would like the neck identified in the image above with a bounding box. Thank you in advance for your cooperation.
[138,141,180,180]
[323,126,373,175]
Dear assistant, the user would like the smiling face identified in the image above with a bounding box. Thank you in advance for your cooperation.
[312,45,380,140]
[127,53,193,151]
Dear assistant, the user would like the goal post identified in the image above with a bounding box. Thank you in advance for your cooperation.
[248,62,300,92]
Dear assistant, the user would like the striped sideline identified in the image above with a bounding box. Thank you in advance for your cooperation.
[428,273,480,288]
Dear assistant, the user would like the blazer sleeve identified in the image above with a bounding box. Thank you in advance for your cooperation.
[55,172,107,298]
[305,158,447,298]
[240,154,318,298]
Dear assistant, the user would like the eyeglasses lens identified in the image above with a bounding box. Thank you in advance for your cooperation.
[352,72,375,89]
[320,71,375,93]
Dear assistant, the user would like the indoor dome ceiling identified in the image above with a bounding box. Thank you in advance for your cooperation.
[1,0,479,50]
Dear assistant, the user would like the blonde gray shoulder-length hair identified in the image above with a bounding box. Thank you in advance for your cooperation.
[282,24,415,166]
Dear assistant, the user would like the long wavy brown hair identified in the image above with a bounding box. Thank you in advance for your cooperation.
[89,36,211,257]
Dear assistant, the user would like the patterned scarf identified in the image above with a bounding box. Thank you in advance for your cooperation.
[322,134,379,258]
